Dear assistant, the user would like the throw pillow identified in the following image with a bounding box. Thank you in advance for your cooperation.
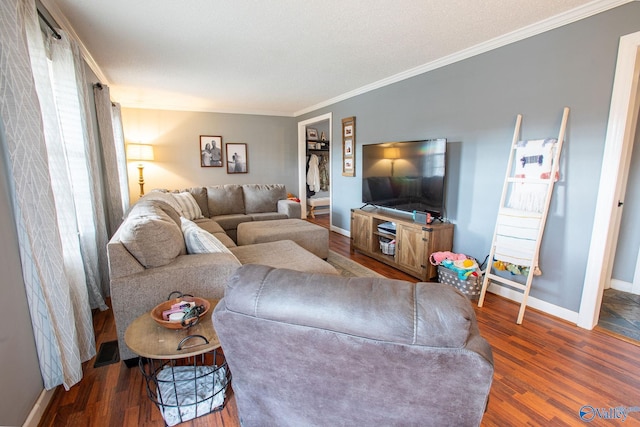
[181,217,232,254]
[172,192,204,220]
[120,209,185,268]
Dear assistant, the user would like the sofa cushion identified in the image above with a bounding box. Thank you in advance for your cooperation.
[193,218,225,234]
[181,218,235,255]
[212,232,237,248]
[119,207,185,268]
[242,184,286,214]
[207,185,244,216]
[172,191,204,220]
[192,219,235,247]
[230,240,337,275]
[248,212,288,222]
[209,214,253,232]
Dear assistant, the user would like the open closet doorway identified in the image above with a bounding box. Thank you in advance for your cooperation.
[598,94,640,342]
[297,113,332,222]
[579,31,640,331]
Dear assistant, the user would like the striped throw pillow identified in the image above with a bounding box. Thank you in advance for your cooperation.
[172,192,204,220]
[180,218,233,254]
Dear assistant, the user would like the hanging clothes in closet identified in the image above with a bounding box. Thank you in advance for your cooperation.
[318,153,329,191]
[307,154,320,192]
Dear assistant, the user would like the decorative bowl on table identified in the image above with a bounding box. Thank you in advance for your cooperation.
[150,297,210,330]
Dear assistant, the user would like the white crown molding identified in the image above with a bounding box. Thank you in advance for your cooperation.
[119,102,295,117]
[39,0,110,85]
[294,0,635,117]
[39,0,635,117]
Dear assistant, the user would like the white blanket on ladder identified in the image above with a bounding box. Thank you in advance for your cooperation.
[508,138,557,213]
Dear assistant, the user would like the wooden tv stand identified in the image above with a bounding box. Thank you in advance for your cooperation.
[350,208,453,281]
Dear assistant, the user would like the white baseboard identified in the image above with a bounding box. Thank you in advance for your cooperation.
[23,388,55,427]
[331,225,349,237]
[334,223,579,323]
[487,283,579,324]
[610,278,636,293]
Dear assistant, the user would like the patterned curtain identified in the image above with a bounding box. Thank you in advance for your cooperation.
[94,84,130,235]
[0,0,127,389]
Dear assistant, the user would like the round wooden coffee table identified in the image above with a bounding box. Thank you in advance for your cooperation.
[125,298,221,358]
[125,298,230,425]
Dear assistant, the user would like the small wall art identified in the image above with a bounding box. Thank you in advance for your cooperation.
[342,116,356,177]
[200,135,223,167]
[226,143,248,174]
[306,127,319,141]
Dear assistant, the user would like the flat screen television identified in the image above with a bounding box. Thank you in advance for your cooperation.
[361,138,446,218]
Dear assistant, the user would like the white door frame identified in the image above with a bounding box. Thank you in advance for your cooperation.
[578,31,640,329]
[297,113,332,219]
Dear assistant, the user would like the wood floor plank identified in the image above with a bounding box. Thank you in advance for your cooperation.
[38,214,640,426]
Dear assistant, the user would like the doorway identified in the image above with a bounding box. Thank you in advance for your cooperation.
[297,113,332,220]
[598,103,640,342]
[578,31,640,330]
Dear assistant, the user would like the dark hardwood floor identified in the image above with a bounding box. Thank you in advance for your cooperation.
[39,214,640,426]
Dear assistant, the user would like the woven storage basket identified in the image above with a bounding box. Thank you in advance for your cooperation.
[379,240,396,256]
[437,265,482,300]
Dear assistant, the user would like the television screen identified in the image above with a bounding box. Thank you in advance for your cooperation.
[362,139,446,217]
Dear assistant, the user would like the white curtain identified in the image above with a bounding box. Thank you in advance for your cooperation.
[0,0,128,389]
[94,84,130,235]
[49,32,111,309]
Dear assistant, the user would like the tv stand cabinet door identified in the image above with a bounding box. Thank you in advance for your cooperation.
[395,223,426,279]
[350,210,372,253]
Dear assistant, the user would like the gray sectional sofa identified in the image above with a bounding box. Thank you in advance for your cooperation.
[107,184,336,362]
[163,183,301,242]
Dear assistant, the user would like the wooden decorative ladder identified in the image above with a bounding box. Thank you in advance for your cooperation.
[477,107,570,324]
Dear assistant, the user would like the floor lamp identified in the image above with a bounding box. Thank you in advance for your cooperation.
[384,147,400,176]
[126,144,155,197]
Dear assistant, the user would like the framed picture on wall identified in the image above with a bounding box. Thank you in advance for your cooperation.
[342,116,356,177]
[226,143,248,174]
[344,139,353,156]
[306,128,319,141]
[200,135,223,167]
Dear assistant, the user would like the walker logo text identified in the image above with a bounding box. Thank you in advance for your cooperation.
[579,405,640,422]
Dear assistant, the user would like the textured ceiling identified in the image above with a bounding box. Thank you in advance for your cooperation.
[44,0,627,116]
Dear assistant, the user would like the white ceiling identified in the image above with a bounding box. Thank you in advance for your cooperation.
[44,0,629,116]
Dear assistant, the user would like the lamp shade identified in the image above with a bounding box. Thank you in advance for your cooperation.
[383,147,400,160]
[127,144,155,161]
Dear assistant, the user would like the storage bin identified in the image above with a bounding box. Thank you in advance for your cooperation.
[140,349,230,426]
[437,265,482,300]
[379,238,396,256]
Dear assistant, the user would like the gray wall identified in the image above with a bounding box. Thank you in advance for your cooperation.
[121,108,298,203]
[300,2,640,313]
[0,123,43,425]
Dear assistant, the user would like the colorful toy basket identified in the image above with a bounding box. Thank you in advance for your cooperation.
[437,265,483,300]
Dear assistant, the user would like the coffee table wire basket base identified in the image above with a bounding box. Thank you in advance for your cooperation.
[139,349,231,426]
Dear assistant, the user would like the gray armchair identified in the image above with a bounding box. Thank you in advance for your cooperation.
[213,264,494,426]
